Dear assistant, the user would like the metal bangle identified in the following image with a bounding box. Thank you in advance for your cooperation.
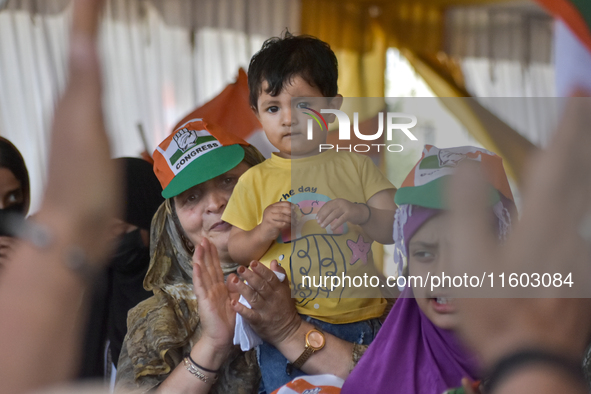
[186,353,219,374]
[183,357,218,384]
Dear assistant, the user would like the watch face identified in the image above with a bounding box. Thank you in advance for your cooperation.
[307,330,326,350]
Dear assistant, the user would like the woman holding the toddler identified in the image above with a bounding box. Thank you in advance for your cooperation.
[115,114,513,394]
[114,117,392,394]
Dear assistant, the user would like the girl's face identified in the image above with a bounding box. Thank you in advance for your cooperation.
[408,213,459,330]
[173,162,250,262]
[0,167,23,211]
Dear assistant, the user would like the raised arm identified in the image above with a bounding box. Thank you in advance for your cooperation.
[0,1,120,392]
[449,95,591,394]
[157,239,236,394]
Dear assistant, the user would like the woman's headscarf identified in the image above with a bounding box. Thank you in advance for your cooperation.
[343,145,515,394]
[116,199,260,393]
[116,121,265,393]
[0,137,30,215]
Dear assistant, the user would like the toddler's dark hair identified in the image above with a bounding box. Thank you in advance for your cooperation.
[248,31,338,110]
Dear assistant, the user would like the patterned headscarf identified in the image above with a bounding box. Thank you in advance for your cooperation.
[343,145,514,394]
[115,199,260,393]
[393,145,514,282]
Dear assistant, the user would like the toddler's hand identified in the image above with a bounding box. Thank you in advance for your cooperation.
[316,199,370,229]
[259,202,293,240]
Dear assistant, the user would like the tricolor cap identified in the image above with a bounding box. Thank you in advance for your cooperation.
[153,118,248,198]
[395,145,514,209]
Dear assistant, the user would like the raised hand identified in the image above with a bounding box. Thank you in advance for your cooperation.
[40,0,119,266]
[448,95,591,371]
[192,239,235,354]
[0,1,119,393]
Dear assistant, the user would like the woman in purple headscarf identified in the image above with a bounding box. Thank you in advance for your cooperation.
[341,145,515,394]
[180,144,515,394]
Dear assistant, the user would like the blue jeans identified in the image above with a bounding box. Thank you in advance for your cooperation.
[257,315,382,394]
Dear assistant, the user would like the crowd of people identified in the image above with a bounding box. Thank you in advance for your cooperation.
[1,1,591,394]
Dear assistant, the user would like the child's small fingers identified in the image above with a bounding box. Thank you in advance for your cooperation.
[272,215,291,228]
[319,209,342,228]
[315,207,331,226]
[280,208,293,220]
[329,217,345,230]
[270,221,288,233]
[279,210,293,221]
[272,202,294,214]
[269,209,290,221]
[315,202,331,221]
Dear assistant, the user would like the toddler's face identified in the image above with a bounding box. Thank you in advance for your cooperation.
[255,75,339,159]
[408,213,460,331]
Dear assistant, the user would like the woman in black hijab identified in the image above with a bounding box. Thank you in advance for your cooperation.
[0,137,29,216]
[0,137,30,266]
[79,157,164,382]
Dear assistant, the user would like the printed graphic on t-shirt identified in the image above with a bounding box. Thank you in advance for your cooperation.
[277,192,348,243]
[270,191,375,305]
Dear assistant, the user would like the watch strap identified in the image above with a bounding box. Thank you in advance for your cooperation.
[291,345,315,370]
[286,329,325,375]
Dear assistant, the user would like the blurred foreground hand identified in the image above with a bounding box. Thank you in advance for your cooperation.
[448,95,591,392]
[0,1,122,393]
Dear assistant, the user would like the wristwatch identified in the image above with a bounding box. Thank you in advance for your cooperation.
[286,328,326,375]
